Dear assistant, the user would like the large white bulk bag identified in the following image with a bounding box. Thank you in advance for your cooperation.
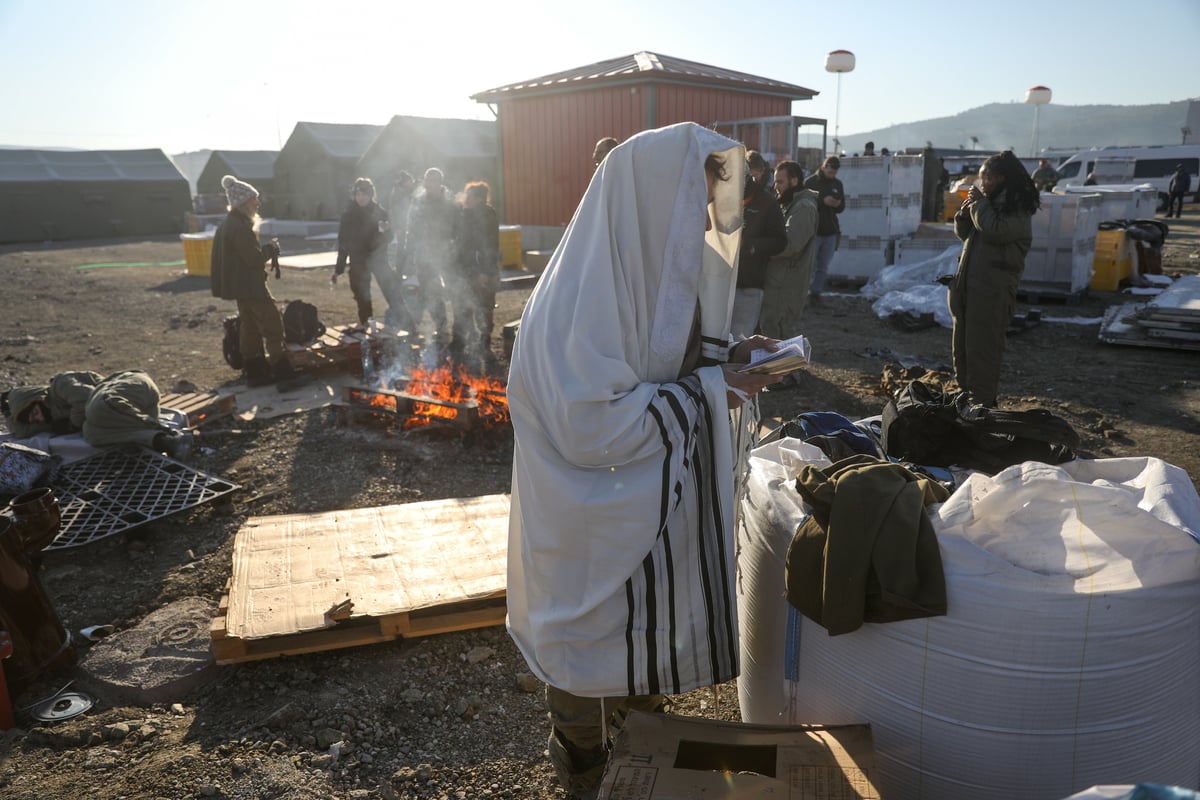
[738,453,1200,800]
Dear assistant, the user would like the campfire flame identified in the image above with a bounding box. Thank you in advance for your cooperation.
[399,365,509,429]
[365,391,398,411]
[347,365,509,432]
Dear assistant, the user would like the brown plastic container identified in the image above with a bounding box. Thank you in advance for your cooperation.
[0,511,77,695]
[6,487,62,554]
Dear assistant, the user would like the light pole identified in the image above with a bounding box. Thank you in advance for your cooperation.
[1024,85,1051,157]
[825,50,855,156]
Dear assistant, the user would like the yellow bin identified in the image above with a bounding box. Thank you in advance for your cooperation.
[180,231,215,276]
[499,225,522,268]
[1091,229,1134,291]
[941,188,970,222]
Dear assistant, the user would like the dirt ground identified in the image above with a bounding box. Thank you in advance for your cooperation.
[1,212,1198,800]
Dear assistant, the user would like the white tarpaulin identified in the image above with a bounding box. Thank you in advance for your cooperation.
[860,247,958,327]
[738,448,1200,800]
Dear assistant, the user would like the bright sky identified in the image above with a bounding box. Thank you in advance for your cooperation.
[2,0,1197,154]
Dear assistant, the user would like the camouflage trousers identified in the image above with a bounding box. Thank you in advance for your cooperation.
[544,684,667,799]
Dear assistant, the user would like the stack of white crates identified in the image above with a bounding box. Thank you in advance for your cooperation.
[1057,185,1158,224]
[1021,193,1102,297]
[829,154,925,282]
[893,222,960,265]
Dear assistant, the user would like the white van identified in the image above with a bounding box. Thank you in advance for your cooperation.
[1056,145,1200,209]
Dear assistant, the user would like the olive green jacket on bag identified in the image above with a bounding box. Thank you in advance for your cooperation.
[785,454,949,635]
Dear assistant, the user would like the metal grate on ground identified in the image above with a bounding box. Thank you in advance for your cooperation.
[47,447,240,550]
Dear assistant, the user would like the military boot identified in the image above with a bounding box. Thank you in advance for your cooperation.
[243,356,274,387]
[271,357,311,392]
[547,730,606,800]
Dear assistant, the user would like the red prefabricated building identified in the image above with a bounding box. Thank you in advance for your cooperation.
[471,52,820,229]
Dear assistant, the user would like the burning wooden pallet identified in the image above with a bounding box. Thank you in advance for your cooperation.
[342,365,510,430]
[343,384,481,429]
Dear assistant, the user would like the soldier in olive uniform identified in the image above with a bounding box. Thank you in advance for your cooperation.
[3,370,190,458]
[210,174,305,389]
[1031,159,1058,193]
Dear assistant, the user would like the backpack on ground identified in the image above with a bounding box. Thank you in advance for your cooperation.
[881,379,1079,474]
[222,315,243,371]
[283,300,326,345]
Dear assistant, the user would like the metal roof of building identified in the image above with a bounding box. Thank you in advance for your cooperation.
[472,51,817,102]
[288,122,386,159]
[377,115,497,158]
[206,150,278,181]
[0,148,187,183]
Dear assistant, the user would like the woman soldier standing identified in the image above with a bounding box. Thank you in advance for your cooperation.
[949,150,1040,408]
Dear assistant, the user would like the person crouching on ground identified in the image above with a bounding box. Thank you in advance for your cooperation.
[210,174,305,389]
[949,150,1040,408]
[506,122,783,798]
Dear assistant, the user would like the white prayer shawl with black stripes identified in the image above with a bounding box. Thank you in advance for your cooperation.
[506,123,746,698]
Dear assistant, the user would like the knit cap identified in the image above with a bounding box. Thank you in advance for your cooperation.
[222,174,259,209]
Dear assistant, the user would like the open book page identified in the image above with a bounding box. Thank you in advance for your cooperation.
[736,334,812,375]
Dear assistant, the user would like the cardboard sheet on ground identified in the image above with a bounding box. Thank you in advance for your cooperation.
[599,711,879,799]
[224,494,510,640]
[222,373,362,421]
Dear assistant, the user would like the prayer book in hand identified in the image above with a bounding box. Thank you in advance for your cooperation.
[736,334,812,375]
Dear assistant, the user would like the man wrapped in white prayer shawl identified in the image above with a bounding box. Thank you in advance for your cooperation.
[506,122,783,795]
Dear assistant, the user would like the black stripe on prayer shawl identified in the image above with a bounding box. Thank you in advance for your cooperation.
[624,580,637,694]
[657,383,696,690]
[633,400,676,695]
[676,378,737,680]
[699,334,729,366]
[646,402,674,531]
[639,553,660,694]
[659,520,681,690]
[659,389,693,500]
[624,376,734,695]
[657,382,702,691]
[695,387,738,676]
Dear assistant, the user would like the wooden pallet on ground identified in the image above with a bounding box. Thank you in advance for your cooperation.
[286,323,370,372]
[160,391,236,429]
[1016,284,1087,305]
[211,584,506,664]
[286,323,410,374]
[210,494,510,664]
[1098,278,1200,351]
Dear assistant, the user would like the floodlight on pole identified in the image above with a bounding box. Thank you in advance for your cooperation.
[825,50,855,155]
[1025,85,1052,157]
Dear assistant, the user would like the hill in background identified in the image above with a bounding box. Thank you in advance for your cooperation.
[834,99,1196,157]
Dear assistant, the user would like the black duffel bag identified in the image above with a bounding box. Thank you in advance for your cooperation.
[881,380,1079,474]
